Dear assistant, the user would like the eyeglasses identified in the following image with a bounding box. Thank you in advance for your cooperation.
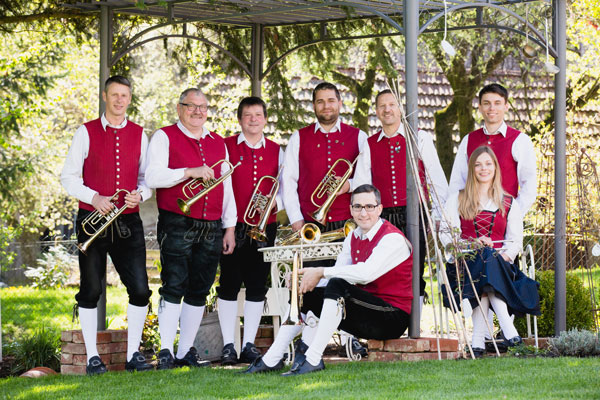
[180,103,208,112]
[350,204,379,212]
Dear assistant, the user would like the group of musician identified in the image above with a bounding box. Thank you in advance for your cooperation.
[61,76,540,376]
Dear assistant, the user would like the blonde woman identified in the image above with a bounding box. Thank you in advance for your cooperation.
[440,146,540,357]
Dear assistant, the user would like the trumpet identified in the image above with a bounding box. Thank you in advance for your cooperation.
[283,250,303,325]
[78,189,130,255]
[177,159,241,215]
[244,167,282,242]
[278,220,356,246]
[311,158,358,224]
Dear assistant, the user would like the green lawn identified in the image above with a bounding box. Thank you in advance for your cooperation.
[1,357,599,399]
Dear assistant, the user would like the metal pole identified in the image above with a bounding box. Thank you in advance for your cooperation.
[96,5,112,331]
[250,24,264,97]
[553,0,567,335]
[404,0,420,338]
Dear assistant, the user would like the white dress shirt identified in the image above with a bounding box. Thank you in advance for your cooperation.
[359,124,449,220]
[448,121,537,216]
[236,132,285,213]
[323,218,412,285]
[60,114,152,206]
[145,121,237,228]
[439,192,523,263]
[282,119,371,225]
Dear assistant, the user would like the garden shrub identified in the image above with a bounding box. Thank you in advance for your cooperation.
[10,326,61,374]
[515,270,595,337]
[549,328,600,357]
[24,244,74,288]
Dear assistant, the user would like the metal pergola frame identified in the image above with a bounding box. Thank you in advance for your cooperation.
[68,0,567,338]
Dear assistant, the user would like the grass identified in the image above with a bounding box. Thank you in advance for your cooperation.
[1,357,599,399]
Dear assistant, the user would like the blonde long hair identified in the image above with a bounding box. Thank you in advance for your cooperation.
[458,146,506,220]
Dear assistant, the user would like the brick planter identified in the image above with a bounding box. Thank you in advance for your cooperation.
[368,337,461,362]
[61,330,127,375]
[240,324,274,354]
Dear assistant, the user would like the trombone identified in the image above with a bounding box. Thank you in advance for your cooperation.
[177,159,241,215]
[311,158,358,224]
[78,189,131,255]
[244,167,282,242]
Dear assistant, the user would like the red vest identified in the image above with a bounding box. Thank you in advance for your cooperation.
[298,123,359,223]
[351,220,413,313]
[225,135,280,225]
[466,126,521,197]
[460,195,513,249]
[368,131,429,208]
[156,124,225,220]
[80,118,142,214]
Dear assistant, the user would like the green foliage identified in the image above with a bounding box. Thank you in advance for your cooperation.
[141,312,160,354]
[515,270,595,337]
[549,328,600,357]
[507,343,549,357]
[9,326,61,374]
[24,244,75,288]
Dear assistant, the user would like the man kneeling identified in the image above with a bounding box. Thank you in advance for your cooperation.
[245,184,413,376]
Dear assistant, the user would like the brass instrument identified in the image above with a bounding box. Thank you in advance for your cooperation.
[177,159,242,215]
[279,219,356,246]
[311,158,358,224]
[78,189,131,255]
[244,167,282,242]
[283,250,303,325]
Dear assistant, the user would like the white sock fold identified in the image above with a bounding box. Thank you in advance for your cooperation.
[305,299,343,366]
[301,311,319,346]
[488,293,519,339]
[217,298,238,346]
[471,296,490,349]
[158,300,181,355]
[262,325,302,367]
[176,302,205,359]
[242,300,264,347]
[126,303,148,362]
[79,307,99,362]
[484,308,495,340]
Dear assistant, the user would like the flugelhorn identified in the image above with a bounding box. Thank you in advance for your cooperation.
[283,250,303,325]
[177,159,241,215]
[78,189,131,255]
[311,158,358,224]
[244,167,282,242]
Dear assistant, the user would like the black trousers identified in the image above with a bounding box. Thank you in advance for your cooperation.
[157,210,223,307]
[381,206,427,296]
[217,222,277,302]
[301,278,410,340]
[76,210,151,309]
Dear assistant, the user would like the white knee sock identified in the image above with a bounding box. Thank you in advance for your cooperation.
[158,300,181,355]
[420,295,424,315]
[127,303,148,361]
[301,311,319,345]
[217,298,238,346]
[484,308,495,340]
[471,296,490,349]
[176,302,205,359]
[305,299,343,366]
[488,293,518,339]
[262,325,302,367]
[242,300,264,347]
[79,307,99,362]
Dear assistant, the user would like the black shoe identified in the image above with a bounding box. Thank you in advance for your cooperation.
[485,331,508,353]
[289,352,306,372]
[239,342,261,363]
[125,351,154,372]
[242,356,284,374]
[340,337,368,358]
[157,349,175,370]
[175,347,211,368]
[281,358,325,376]
[294,338,308,356]
[472,347,486,358]
[505,336,523,347]
[86,355,107,376]
[221,343,238,365]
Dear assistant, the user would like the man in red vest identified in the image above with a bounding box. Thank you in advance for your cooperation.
[449,83,537,215]
[146,88,237,369]
[217,97,284,365]
[364,89,448,310]
[448,83,537,350]
[61,76,153,375]
[244,184,412,375]
[281,81,370,356]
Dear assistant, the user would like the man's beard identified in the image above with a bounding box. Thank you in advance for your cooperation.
[316,112,339,125]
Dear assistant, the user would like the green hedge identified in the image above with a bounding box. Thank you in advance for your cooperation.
[515,270,595,337]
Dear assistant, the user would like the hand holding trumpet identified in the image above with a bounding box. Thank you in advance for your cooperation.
[185,164,214,181]
[298,267,324,294]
